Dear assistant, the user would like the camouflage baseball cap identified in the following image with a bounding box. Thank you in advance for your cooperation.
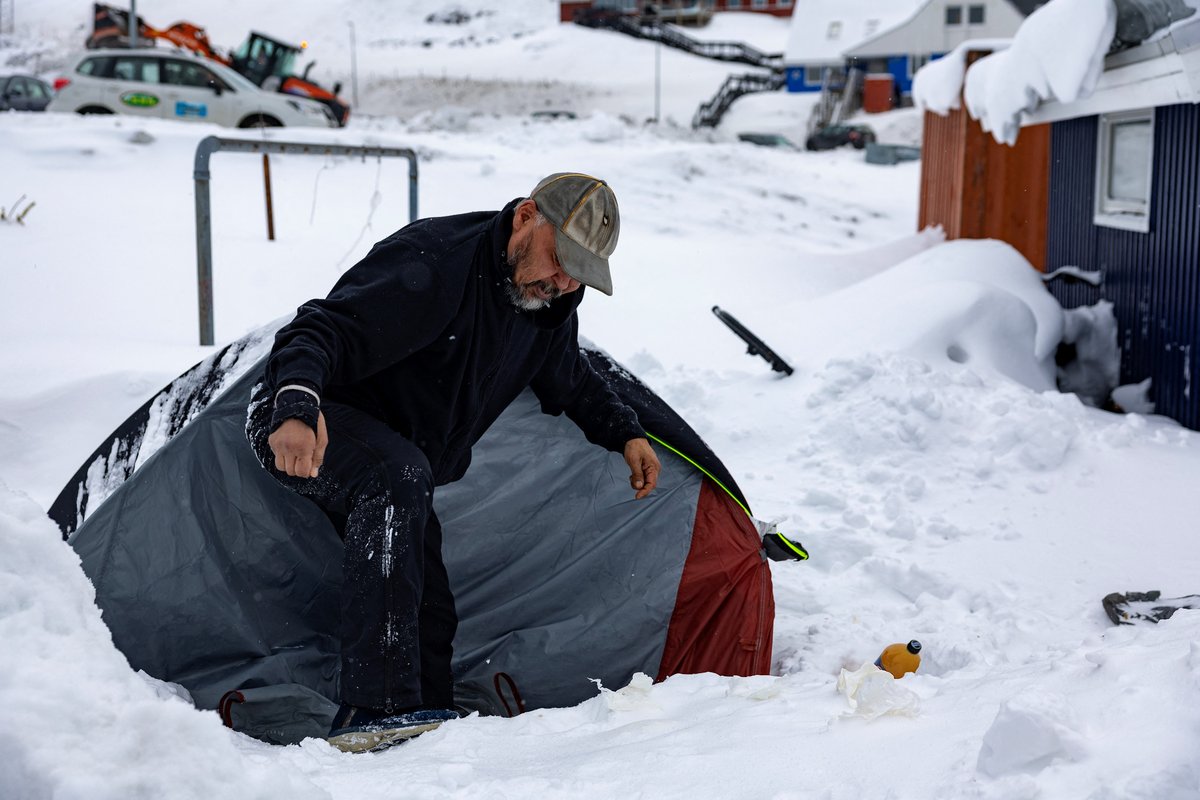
[530,173,620,296]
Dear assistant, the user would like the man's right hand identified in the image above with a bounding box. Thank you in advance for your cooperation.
[268,412,328,478]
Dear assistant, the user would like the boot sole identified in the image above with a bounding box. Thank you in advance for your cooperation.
[326,721,446,753]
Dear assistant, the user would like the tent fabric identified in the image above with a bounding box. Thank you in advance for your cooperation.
[657,481,775,680]
[219,684,336,746]
[59,329,775,744]
[49,325,278,537]
[580,346,750,513]
[69,365,345,711]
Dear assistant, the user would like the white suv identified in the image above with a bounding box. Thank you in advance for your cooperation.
[49,49,337,128]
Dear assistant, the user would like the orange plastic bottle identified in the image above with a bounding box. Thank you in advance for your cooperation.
[874,640,922,679]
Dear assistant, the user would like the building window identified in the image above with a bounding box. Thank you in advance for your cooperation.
[727,0,741,7]
[805,65,826,84]
[752,0,767,8]
[827,20,842,39]
[945,5,963,24]
[968,4,985,24]
[1094,108,1154,233]
[778,0,793,7]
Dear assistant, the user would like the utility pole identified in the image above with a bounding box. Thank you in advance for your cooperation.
[654,39,661,123]
[129,0,138,47]
[347,20,359,108]
[0,0,14,37]
[646,6,660,124]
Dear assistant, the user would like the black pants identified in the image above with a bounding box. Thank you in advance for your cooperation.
[247,395,458,712]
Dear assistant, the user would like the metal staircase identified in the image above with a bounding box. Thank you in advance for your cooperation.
[806,68,864,134]
[575,10,784,70]
[573,9,788,129]
[692,71,786,129]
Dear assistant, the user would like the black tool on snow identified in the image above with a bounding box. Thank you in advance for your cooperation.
[711,306,794,376]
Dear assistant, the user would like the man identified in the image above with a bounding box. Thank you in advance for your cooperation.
[245,173,661,752]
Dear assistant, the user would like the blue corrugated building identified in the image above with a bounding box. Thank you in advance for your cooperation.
[1032,34,1200,428]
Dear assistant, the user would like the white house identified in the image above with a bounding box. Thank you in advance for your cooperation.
[783,0,1027,95]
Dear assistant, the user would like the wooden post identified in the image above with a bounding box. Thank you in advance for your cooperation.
[262,153,276,241]
[916,50,1051,271]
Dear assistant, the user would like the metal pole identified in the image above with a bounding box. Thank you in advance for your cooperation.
[654,39,661,123]
[129,0,137,48]
[408,155,419,221]
[194,136,219,347]
[262,153,276,241]
[193,137,419,346]
[348,21,359,109]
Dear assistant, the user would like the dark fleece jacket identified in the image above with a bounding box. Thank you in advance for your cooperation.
[261,199,645,486]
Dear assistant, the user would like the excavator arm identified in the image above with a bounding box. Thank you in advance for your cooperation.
[87,3,229,65]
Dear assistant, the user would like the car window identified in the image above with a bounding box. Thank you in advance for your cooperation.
[78,56,116,78]
[163,59,213,88]
[28,81,49,100]
[112,56,160,84]
[212,65,254,92]
[113,58,137,81]
[8,78,26,97]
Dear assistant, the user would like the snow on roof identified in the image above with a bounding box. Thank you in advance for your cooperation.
[911,38,1014,115]
[913,0,1117,144]
[783,0,927,65]
[964,0,1116,145]
[914,0,1200,144]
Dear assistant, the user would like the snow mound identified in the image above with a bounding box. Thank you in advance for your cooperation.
[789,239,1063,390]
[976,692,1087,777]
[0,484,328,800]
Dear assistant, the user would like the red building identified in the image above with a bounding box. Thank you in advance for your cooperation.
[560,1,794,24]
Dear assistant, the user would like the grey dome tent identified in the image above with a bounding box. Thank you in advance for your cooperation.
[50,321,800,745]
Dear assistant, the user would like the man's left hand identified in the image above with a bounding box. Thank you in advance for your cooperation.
[624,438,661,500]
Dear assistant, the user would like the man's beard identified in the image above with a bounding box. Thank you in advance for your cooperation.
[505,238,561,311]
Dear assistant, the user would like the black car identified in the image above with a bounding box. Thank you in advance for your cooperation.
[805,124,877,151]
[0,74,53,112]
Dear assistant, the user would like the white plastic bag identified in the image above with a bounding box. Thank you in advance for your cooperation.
[836,663,920,720]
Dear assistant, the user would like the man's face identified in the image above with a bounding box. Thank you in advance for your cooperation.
[507,205,582,311]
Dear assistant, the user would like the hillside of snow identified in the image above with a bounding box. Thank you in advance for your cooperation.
[3,2,1200,799]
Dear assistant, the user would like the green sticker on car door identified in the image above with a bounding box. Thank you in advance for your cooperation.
[120,92,160,108]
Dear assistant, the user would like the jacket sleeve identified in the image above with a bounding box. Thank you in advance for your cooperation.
[530,315,646,453]
[263,233,466,431]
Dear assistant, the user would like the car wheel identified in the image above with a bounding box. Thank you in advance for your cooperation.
[76,106,114,115]
[805,137,817,151]
[239,114,284,128]
[852,139,866,150]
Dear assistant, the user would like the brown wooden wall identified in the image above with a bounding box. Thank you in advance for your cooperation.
[917,108,1052,271]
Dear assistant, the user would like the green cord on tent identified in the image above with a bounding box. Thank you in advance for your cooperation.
[644,431,809,561]
[645,432,751,517]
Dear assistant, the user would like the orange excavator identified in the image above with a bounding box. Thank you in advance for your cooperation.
[87,4,350,126]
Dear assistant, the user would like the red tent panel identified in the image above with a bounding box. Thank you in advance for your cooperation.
[657,480,774,679]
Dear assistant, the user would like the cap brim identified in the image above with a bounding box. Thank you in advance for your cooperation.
[553,227,613,296]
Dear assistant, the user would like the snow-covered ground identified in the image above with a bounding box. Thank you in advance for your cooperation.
[3,2,1200,799]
